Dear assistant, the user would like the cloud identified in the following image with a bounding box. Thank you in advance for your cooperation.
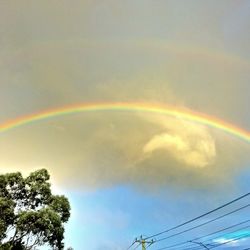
[0,0,250,192]
[144,133,215,168]
[0,71,249,192]
[212,230,250,246]
[0,108,249,192]
[142,116,216,168]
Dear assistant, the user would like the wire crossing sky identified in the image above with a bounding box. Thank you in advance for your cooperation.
[145,193,250,240]
[1,1,250,249]
[129,193,250,250]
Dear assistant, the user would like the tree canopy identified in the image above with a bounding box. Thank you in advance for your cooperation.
[0,169,70,250]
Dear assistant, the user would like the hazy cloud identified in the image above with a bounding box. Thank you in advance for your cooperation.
[0,0,249,192]
[143,118,216,168]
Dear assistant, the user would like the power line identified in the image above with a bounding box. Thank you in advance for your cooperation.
[133,243,141,250]
[154,204,249,243]
[157,230,250,250]
[193,219,250,241]
[202,225,250,245]
[144,192,249,240]
[127,240,137,250]
[189,240,210,250]
[186,232,250,250]
[154,219,250,250]
[156,225,250,250]
[179,233,250,250]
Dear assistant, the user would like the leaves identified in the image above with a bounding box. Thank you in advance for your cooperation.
[0,169,70,249]
[49,195,70,223]
[0,197,15,240]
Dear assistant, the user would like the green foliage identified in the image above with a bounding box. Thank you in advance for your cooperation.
[0,169,71,250]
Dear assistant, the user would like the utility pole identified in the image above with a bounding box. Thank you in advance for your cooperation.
[134,236,155,250]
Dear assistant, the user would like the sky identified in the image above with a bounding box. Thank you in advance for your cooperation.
[0,0,250,249]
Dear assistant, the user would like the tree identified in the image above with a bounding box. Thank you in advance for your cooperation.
[0,169,70,250]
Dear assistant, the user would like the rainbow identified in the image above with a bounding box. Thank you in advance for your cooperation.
[0,102,250,143]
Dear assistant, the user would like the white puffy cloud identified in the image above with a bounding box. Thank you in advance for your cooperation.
[143,117,216,168]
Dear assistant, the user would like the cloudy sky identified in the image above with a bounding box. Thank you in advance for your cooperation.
[0,1,250,249]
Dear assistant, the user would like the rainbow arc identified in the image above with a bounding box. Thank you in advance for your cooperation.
[0,102,250,143]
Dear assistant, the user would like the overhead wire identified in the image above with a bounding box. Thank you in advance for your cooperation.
[156,226,250,250]
[154,219,250,250]
[186,232,250,250]
[202,225,250,245]
[127,192,250,250]
[144,192,250,240]
[192,219,250,241]
[126,240,137,250]
[133,243,141,250]
[154,204,249,243]
[179,233,250,250]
